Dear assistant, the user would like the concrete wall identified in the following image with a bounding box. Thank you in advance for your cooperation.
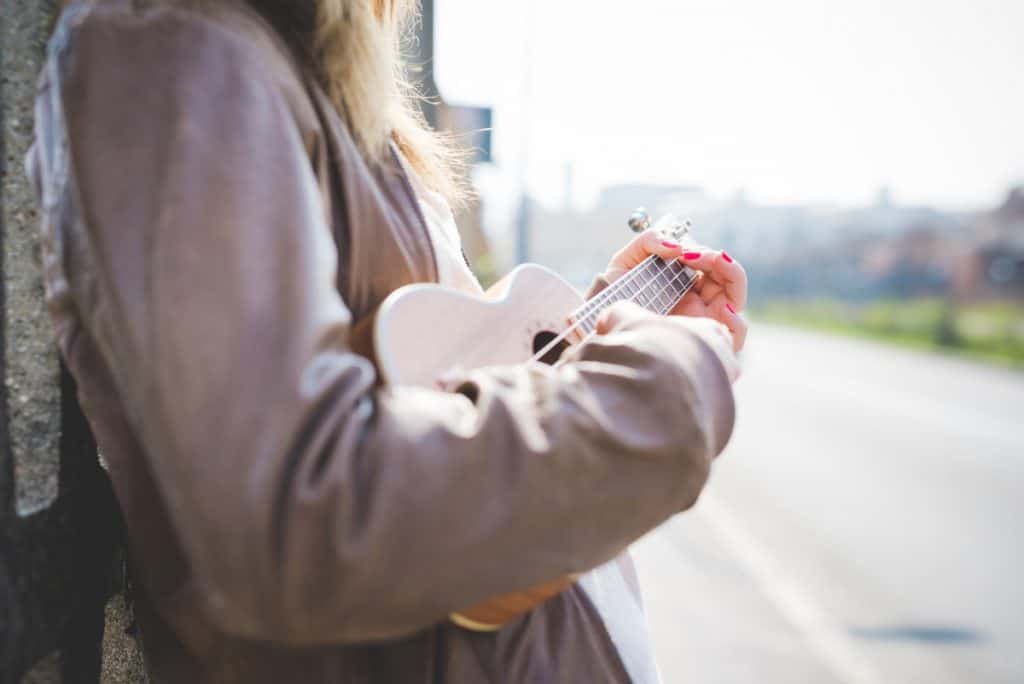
[1,1,144,681]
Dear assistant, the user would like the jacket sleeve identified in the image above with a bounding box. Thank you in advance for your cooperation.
[41,7,734,644]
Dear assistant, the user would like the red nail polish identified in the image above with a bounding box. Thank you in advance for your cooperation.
[683,252,701,260]
[722,252,734,263]
[726,302,736,314]
[662,240,679,249]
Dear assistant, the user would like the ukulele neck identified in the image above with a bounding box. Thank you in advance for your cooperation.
[571,255,699,335]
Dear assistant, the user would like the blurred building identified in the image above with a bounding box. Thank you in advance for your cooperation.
[525,184,709,288]
[954,187,1024,301]
[522,177,1024,306]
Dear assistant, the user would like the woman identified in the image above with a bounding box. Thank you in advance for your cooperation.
[30,0,746,681]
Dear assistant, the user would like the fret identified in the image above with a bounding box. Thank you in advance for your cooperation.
[631,263,650,305]
[661,265,679,305]
[627,279,641,299]
[539,216,698,367]
[569,253,699,339]
[614,284,631,304]
[617,280,630,300]
[643,259,662,282]
[657,267,673,293]
[662,282,675,309]
[670,261,692,288]
[626,278,643,305]
[605,285,624,305]
[574,268,635,333]
[668,266,697,312]
[647,262,670,314]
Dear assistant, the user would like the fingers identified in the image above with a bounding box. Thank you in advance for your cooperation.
[596,301,743,382]
[697,279,724,304]
[715,298,748,352]
[605,229,685,283]
[668,284,746,351]
[679,249,748,311]
[595,301,654,335]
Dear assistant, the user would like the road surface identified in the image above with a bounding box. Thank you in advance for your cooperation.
[632,324,1024,683]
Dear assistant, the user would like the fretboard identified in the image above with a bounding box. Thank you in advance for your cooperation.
[572,256,699,334]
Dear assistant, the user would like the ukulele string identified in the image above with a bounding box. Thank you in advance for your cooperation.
[523,255,663,363]
[611,259,700,318]
[567,254,662,322]
[567,217,692,322]
[652,264,701,315]
[531,257,694,364]
[538,259,699,365]
[567,223,696,323]
[529,260,666,364]
[528,256,699,365]
[555,255,660,340]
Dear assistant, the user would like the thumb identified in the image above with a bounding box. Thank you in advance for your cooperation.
[595,301,652,335]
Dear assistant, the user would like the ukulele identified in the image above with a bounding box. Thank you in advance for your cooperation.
[373,210,700,631]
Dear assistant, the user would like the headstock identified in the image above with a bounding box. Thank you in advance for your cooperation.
[628,208,692,244]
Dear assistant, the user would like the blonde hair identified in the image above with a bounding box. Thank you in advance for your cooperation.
[314,0,464,202]
[56,0,462,199]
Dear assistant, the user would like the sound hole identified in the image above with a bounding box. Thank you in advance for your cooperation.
[532,331,569,365]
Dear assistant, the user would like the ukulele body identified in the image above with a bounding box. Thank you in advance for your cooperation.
[375,263,586,388]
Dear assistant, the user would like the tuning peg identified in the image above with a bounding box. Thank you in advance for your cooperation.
[628,208,651,233]
[674,219,692,240]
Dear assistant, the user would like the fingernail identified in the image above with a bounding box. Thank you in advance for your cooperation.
[722,251,734,263]
[726,302,736,314]
[661,240,679,249]
[683,252,701,260]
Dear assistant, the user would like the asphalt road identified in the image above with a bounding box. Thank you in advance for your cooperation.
[632,323,1024,684]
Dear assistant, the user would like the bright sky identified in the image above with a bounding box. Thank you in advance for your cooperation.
[435,0,1024,211]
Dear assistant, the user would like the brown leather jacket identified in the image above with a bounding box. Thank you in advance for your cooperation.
[28,1,735,681]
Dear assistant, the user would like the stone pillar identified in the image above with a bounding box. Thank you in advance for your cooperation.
[1,1,144,681]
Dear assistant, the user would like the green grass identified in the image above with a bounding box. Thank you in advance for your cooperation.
[755,298,1024,367]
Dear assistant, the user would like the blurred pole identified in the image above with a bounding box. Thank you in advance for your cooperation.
[413,0,439,128]
[515,190,530,264]
[514,0,537,264]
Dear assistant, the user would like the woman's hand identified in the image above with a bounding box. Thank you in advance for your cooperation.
[601,229,748,352]
[596,302,742,383]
